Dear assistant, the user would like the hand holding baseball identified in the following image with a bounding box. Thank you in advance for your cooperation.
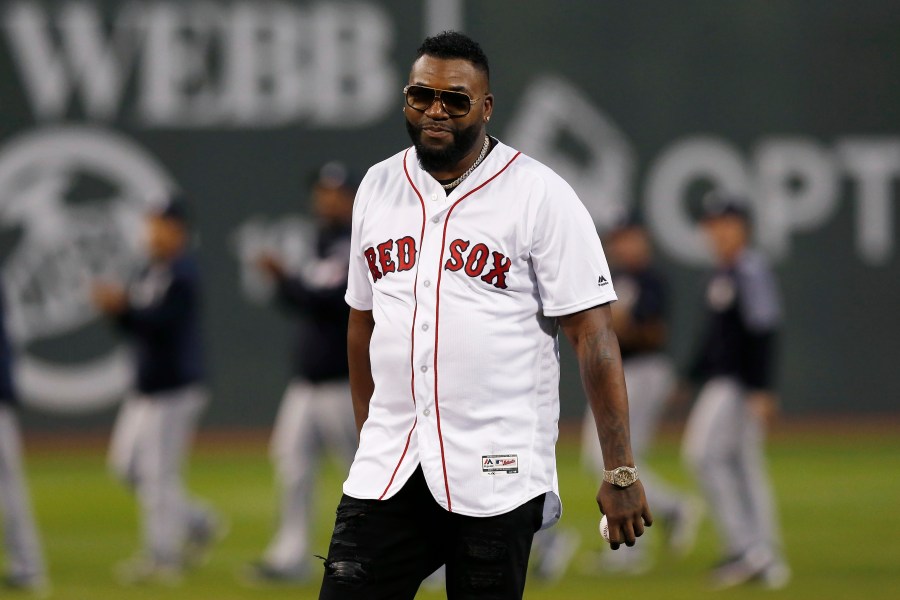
[599,514,611,542]
[597,480,653,550]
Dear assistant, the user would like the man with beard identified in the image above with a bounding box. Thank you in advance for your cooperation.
[318,31,651,600]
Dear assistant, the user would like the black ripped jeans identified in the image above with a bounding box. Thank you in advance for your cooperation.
[319,466,545,600]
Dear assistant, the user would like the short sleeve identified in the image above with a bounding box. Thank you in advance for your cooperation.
[530,177,617,317]
[344,176,374,311]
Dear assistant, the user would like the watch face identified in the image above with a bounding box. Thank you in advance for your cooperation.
[615,468,635,486]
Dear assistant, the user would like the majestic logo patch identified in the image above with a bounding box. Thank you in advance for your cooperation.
[482,454,519,475]
[598,275,609,286]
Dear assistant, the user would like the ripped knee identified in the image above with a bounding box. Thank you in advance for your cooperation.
[322,498,372,588]
[463,566,505,594]
[458,533,508,593]
[323,558,368,588]
[332,500,368,536]
[463,536,508,562]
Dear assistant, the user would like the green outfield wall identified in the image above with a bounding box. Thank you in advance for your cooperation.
[1,1,897,427]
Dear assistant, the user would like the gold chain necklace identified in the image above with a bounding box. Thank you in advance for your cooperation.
[441,136,490,191]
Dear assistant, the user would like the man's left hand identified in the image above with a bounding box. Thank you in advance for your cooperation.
[597,480,653,550]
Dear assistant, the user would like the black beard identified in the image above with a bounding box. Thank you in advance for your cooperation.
[405,118,483,174]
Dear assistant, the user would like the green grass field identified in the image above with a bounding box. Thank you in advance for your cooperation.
[15,424,900,600]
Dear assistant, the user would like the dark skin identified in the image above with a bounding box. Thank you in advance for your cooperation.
[559,305,653,548]
[404,55,493,181]
[348,54,651,550]
[347,308,376,434]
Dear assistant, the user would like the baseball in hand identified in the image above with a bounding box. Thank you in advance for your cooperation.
[599,514,610,542]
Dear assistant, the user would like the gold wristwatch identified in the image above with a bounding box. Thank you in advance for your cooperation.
[603,466,639,488]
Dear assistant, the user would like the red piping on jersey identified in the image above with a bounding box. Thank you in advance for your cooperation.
[429,150,523,512]
[378,148,427,500]
[379,417,417,500]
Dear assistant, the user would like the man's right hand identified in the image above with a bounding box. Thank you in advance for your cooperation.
[596,480,653,550]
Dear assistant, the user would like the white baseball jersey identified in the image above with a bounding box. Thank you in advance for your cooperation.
[344,139,617,528]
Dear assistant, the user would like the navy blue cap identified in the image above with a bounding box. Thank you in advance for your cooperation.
[154,192,190,223]
[311,161,360,192]
[701,190,750,221]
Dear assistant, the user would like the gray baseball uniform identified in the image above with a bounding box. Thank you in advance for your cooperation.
[0,405,46,588]
[0,289,46,589]
[682,248,786,575]
[105,250,218,572]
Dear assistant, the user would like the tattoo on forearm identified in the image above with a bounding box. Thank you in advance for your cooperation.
[586,328,617,365]
[581,325,633,465]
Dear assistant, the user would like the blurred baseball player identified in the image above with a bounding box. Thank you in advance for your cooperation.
[578,213,703,574]
[318,31,651,600]
[0,289,48,594]
[244,163,358,583]
[92,197,222,584]
[682,192,790,589]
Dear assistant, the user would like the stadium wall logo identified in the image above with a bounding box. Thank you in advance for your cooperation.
[2,0,396,127]
[505,76,900,266]
[0,126,173,412]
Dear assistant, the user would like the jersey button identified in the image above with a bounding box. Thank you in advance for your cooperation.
[423,280,431,287]
[430,193,438,201]
[420,365,428,373]
[421,323,429,331]
[432,216,440,223]
[423,408,431,416]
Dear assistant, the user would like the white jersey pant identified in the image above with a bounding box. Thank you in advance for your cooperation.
[0,405,45,581]
[682,377,783,560]
[582,354,682,515]
[107,385,211,566]
[264,379,356,571]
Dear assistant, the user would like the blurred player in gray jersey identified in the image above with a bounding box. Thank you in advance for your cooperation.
[244,163,358,584]
[0,289,48,594]
[682,192,789,589]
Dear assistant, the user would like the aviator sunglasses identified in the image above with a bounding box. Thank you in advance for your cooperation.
[403,85,478,117]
